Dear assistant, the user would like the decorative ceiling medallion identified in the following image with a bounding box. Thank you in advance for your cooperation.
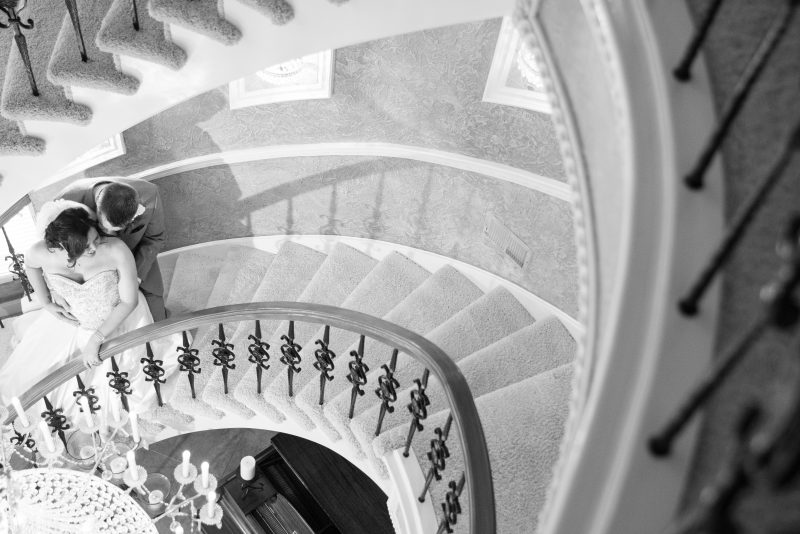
[483,17,552,114]
[229,51,334,110]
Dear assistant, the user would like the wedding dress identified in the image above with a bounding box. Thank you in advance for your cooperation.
[0,269,189,433]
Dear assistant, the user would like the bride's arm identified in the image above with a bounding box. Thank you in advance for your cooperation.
[83,241,139,368]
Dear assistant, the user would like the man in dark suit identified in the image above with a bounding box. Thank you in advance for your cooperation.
[57,177,167,321]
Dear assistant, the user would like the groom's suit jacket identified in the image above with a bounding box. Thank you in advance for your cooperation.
[56,177,166,301]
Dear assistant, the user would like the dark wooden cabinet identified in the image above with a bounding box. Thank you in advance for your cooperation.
[203,433,394,534]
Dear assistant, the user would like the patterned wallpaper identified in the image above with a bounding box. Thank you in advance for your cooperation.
[155,156,578,316]
[83,19,565,180]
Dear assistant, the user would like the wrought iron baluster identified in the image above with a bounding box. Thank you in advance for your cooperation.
[673,0,727,81]
[0,0,38,96]
[72,374,100,416]
[2,226,33,301]
[684,1,799,190]
[313,325,336,405]
[279,321,302,397]
[247,320,271,395]
[375,349,400,436]
[107,356,132,412]
[679,123,800,316]
[63,0,87,61]
[346,335,369,418]
[652,215,800,456]
[130,0,140,31]
[141,341,166,407]
[211,323,236,395]
[10,426,36,455]
[176,330,201,399]
[436,473,466,534]
[403,369,431,458]
[41,396,70,449]
[419,414,453,503]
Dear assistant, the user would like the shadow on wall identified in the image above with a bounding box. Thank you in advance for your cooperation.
[153,155,579,316]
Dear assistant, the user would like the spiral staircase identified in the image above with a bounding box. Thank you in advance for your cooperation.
[2,0,798,532]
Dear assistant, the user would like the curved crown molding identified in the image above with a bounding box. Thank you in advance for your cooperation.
[124,142,572,202]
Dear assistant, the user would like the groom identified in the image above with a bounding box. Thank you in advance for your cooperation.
[57,177,168,321]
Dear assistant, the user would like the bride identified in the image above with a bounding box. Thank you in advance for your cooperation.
[0,200,186,430]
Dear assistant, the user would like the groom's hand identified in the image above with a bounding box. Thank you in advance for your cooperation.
[44,302,79,324]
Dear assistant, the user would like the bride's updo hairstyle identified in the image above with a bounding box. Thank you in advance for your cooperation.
[44,208,96,268]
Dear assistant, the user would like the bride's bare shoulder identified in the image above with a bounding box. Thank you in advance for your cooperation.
[101,237,134,258]
[24,241,49,266]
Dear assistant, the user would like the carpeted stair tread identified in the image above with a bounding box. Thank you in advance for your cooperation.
[351,316,575,458]
[298,265,483,440]
[48,0,140,95]
[1,1,92,124]
[375,364,574,534]
[149,0,242,46]
[233,0,294,25]
[0,118,44,155]
[158,254,179,303]
[164,246,230,315]
[270,252,431,418]
[169,246,275,419]
[258,245,380,410]
[96,0,187,70]
[326,286,534,463]
[217,241,325,421]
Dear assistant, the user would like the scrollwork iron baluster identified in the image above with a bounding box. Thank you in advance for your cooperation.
[107,356,132,412]
[141,341,166,407]
[211,324,236,394]
[279,321,302,397]
[63,0,88,61]
[436,473,465,534]
[313,325,336,405]
[672,0,726,81]
[41,396,70,449]
[10,426,36,453]
[346,335,369,418]
[2,227,33,301]
[72,373,100,416]
[375,349,400,436]
[0,0,38,96]
[419,414,453,503]
[403,369,431,458]
[176,330,201,399]
[130,0,140,31]
[247,320,271,395]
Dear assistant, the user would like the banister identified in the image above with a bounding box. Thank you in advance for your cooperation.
[3,300,496,534]
[0,194,31,229]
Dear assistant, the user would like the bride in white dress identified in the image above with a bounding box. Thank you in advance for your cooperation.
[0,200,187,432]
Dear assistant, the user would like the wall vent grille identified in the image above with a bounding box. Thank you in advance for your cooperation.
[484,213,530,268]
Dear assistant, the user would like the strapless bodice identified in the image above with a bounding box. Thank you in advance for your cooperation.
[45,270,121,330]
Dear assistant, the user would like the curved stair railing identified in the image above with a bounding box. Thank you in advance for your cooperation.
[2,301,496,534]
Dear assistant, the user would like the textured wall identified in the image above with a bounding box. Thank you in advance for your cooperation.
[80,19,565,181]
[154,156,579,316]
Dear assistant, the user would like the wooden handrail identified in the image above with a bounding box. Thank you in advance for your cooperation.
[3,301,496,534]
[0,194,31,229]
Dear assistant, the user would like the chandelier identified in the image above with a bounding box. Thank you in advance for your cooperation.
[0,399,223,534]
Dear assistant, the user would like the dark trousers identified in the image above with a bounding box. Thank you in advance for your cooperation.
[142,289,167,322]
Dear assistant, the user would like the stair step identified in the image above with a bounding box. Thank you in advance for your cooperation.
[323,286,534,454]
[0,1,92,124]
[375,363,574,534]
[164,245,230,315]
[48,0,140,95]
[149,0,242,46]
[158,253,179,303]
[209,244,377,422]
[169,246,275,419]
[297,265,483,440]
[233,0,294,25]
[265,252,431,428]
[210,241,324,421]
[0,118,44,156]
[96,0,187,70]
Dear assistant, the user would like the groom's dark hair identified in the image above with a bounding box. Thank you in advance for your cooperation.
[98,182,139,227]
[44,208,96,268]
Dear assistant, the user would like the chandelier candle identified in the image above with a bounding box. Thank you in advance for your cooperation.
[130,410,140,443]
[78,398,93,428]
[127,451,139,483]
[206,491,217,505]
[38,421,55,453]
[182,450,191,478]
[201,461,210,488]
[111,396,121,424]
[11,396,28,427]
[240,456,255,481]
